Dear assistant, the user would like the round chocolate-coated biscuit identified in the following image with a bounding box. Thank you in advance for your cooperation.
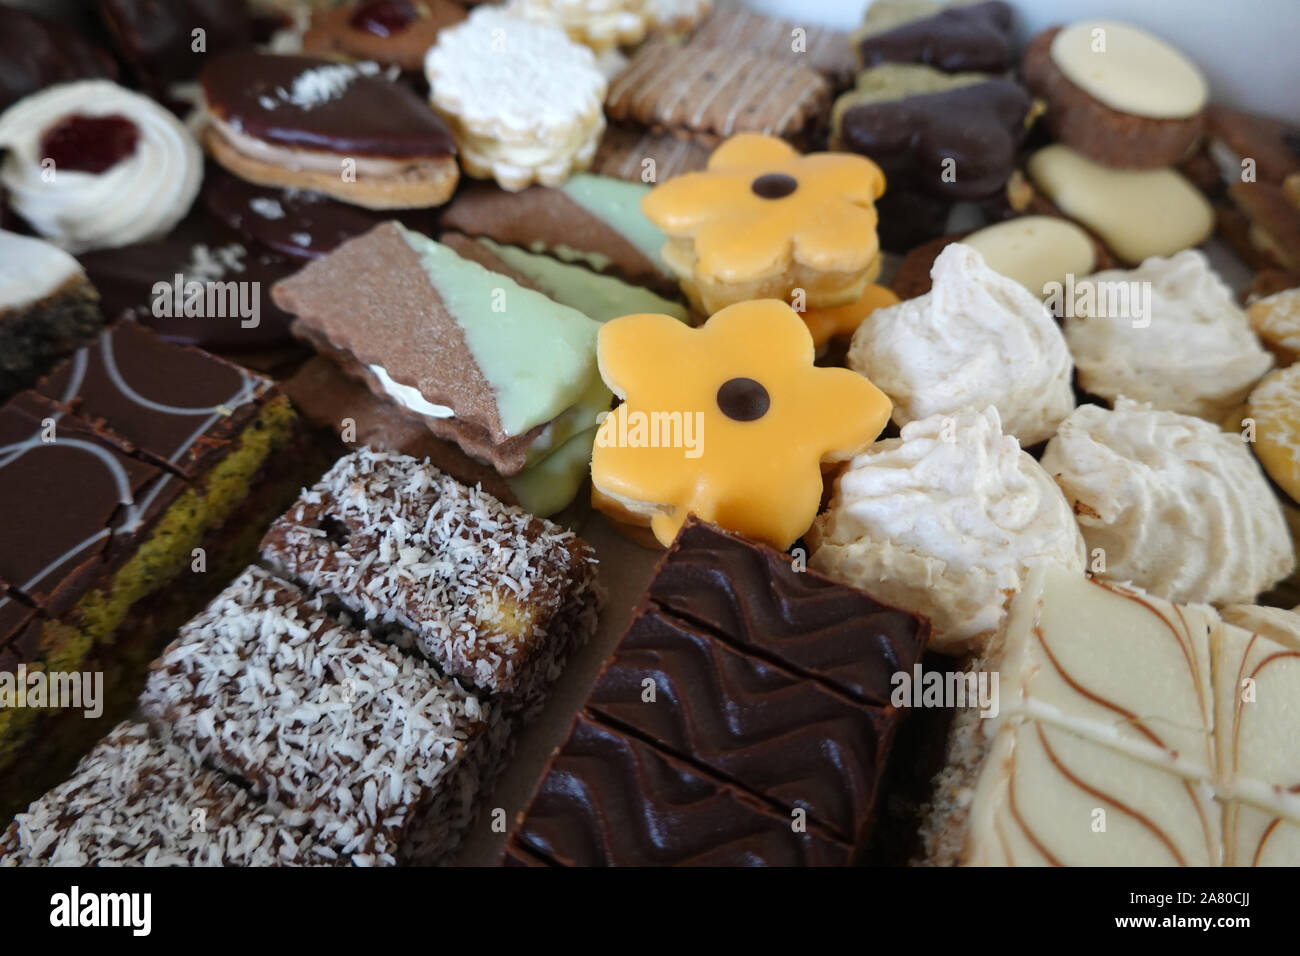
[1022,27,1204,170]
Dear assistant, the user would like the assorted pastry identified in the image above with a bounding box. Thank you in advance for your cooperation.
[1,0,1299,869]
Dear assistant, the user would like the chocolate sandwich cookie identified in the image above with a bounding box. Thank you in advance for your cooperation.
[77,206,297,351]
[99,0,256,93]
[1229,181,1300,274]
[833,63,1034,202]
[0,8,118,111]
[201,52,459,209]
[440,175,676,295]
[1023,22,1207,170]
[202,164,439,261]
[854,0,1015,74]
[302,0,467,72]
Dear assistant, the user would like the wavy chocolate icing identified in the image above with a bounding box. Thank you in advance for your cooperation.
[512,713,853,867]
[587,606,892,844]
[839,79,1032,201]
[646,518,931,707]
[858,1,1015,74]
[201,52,455,158]
[202,165,438,261]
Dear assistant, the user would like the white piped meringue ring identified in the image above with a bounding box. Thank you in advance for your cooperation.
[0,80,201,253]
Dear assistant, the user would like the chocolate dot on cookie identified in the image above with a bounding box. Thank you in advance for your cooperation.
[751,173,798,199]
[717,377,770,421]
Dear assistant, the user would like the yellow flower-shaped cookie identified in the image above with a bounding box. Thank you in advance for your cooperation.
[642,134,887,315]
[591,299,892,549]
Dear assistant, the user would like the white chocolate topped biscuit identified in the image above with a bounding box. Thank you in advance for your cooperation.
[1041,399,1294,606]
[848,243,1075,446]
[1063,250,1273,422]
[0,230,85,311]
[0,80,201,253]
[808,406,1086,652]
[1050,21,1208,120]
[1027,144,1213,264]
[425,7,607,189]
[960,215,1096,296]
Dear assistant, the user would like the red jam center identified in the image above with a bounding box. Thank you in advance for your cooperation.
[349,0,419,37]
[39,114,140,175]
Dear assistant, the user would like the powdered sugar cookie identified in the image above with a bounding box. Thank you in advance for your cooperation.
[425,6,607,190]
[508,0,650,53]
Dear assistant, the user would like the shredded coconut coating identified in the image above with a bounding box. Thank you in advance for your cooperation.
[1,722,343,867]
[259,449,602,712]
[140,565,504,865]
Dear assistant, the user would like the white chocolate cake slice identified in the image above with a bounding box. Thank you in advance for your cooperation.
[965,719,1222,866]
[997,565,1216,780]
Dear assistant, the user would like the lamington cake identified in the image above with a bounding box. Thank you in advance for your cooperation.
[140,566,511,865]
[0,721,343,867]
[259,448,603,716]
[0,321,313,819]
[0,231,103,400]
[506,518,930,866]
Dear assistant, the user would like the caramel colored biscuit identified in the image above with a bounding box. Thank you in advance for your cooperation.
[1206,104,1300,187]
[592,126,711,183]
[302,0,467,72]
[686,4,855,87]
[1022,26,1203,169]
[605,40,831,147]
[204,125,460,210]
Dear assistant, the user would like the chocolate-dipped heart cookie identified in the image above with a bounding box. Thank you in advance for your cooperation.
[854,0,1016,74]
[833,65,1034,201]
[200,52,459,209]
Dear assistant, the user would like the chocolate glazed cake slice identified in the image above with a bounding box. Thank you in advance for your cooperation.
[512,713,854,867]
[506,518,930,866]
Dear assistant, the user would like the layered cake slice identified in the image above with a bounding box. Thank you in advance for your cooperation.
[0,322,312,819]
[0,722,343,867]
[271,222,611,506]
[922,564,1300,866]
[259,448,602,715]
[140,566,509,865]
[0,231,102,400]
[507,517,930,866]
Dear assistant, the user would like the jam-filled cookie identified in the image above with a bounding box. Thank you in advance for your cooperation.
[302,0,467,72]
[0,80,201,252]
[591,298,892,549]
[642,134,886,315]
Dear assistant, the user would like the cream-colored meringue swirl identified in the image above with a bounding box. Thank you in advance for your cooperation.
[808,406,1086,652]
[0,80,201,253]
[1064,250,1273,422]
[849,243,1075,447]
[1041,398,1294,606]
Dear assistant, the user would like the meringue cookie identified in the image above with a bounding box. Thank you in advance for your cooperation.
[1041,399,1294,606]
[848,243,1075,446]
[1063,250,1274,422]
[808,406,1086,652]
[0,80,201,253]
